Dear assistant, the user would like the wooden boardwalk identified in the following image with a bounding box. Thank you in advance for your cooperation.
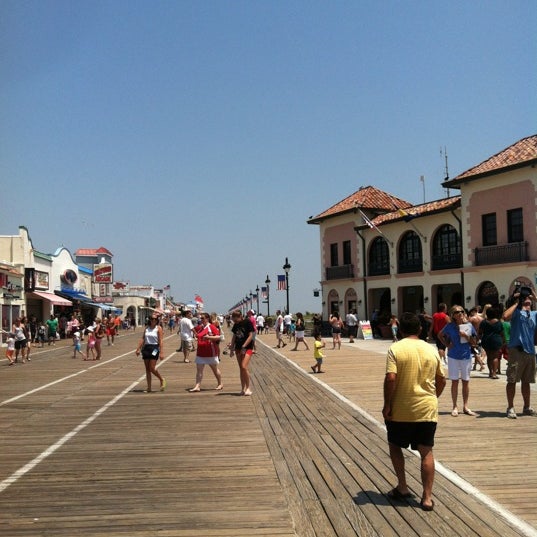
[0,328,535,536]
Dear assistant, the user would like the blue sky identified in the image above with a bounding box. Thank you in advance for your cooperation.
[1,0,535,314]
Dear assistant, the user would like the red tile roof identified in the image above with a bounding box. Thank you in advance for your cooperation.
[75,247,113,257]
[308,185,412,224]
[445,134,537,186]
[371,196,461,226]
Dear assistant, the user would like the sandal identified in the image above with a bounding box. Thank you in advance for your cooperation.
[420,499,435,511]
[387,487,412,501]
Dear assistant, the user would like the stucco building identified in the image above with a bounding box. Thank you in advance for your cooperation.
[308,135,537,331]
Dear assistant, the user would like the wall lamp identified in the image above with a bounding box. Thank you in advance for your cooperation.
[424,297,429,303]
[391,298,396,304]
[465,296,472,303]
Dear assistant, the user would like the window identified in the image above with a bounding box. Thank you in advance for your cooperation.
[507,208,523,243]
[398,231,423,273]
[431,225,461,270]
[368,237,390,276]
[342,240,351,265]
[330,243,338,267]
[482,213,497,246]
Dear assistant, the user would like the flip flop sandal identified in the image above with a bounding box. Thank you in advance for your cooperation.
[387,487,412,501]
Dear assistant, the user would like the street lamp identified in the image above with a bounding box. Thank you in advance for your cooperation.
[249,290,253,312]
[244,296,249,315]
[283,257,291,314]
[265,275,271,316]
[255,285,260,314]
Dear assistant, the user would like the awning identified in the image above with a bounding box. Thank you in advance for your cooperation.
[28,291,73,306]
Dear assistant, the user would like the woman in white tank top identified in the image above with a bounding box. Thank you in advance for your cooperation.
[135,315,166,393]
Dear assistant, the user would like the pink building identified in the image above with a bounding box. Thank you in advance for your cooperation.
[308,135,537,332]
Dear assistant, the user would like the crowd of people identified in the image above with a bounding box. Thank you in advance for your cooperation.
[3,312,126,364]
[4,291,536,515]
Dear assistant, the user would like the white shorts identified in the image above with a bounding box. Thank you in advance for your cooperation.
[447,357,472,381]
[295,330,305,339]
[195,356,219,365]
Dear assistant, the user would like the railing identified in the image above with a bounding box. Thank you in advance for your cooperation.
[431,253,462,270]
[474,242,528,266]
[368,262,390,276]
[398,258,423,274]
[325,264,354,280]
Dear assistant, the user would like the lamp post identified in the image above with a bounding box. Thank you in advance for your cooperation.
[265,275,271,316]
[283,257,291,314]
[255,285,260,314]
[249,290,253,313]
[244,296,249,316]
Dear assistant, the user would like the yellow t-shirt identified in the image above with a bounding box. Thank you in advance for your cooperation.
[314,340,324,359]
[386,338,444,422]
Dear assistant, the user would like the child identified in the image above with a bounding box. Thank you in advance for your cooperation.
[37,323,46,348]
[6,333,15,365]
[311,334,326,374]
[85,328,96,361]
[73,330,84,358]
[389,315,399,342]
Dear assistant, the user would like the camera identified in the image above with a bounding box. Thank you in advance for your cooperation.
[513,284,532,305]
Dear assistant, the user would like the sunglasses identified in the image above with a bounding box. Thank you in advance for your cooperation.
[453,310,465,315]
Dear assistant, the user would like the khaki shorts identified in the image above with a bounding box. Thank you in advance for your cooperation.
[506,347,536,384]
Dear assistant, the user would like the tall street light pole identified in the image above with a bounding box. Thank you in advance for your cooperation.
[255,285,260,314]
[283,257,291,314]
[265,275,271,316]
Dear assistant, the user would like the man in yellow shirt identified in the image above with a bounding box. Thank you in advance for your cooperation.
[382,312,446,511]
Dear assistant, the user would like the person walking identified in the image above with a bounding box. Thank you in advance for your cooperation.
[429,303,449,363]
[382,312,446,512]
[189,312,223,392]
[179,310,195,363]
[310,333,326,373]
[329,312,343,350]
[12,318,28,363]
[229,309,255,396]
[502,287,536,418]
[438,306,478,417]
[478,306,505,379]
[46,314,58,346]
[275,310,286,348]
[345,309,359,343]
[135,314,166,393]
[93,318,106,360]
[291,312,309,351]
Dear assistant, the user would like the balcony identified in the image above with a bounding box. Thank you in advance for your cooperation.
[325,264,354,280]
[431,252,462,270]
[474,241,528,266]
[398,258,423,274]
[368,261,390,276]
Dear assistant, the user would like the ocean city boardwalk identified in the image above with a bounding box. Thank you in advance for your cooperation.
[0,326,536,537]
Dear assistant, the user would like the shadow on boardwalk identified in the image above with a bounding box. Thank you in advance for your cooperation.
[253,333,537,537]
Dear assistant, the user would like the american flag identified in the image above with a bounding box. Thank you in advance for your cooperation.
[277,275,286,290]
[261,286,267,298]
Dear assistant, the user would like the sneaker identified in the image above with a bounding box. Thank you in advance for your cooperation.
[506,407,517,419]
[522,407,535,416]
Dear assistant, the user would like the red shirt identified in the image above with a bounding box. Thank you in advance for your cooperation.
[195,323,220,357]
[432,312,449,335]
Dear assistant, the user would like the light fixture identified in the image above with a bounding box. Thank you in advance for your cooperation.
[466,296,471,303]
[391,298,396,303]
[424,297,429,303]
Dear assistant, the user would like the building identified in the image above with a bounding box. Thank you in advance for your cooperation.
[307,135,537,332]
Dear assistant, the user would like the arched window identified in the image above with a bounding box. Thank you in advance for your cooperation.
[368,237,390,276]
[398,231,422,273]
[432,225,461,270]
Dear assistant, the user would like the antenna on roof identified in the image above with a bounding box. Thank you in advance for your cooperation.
[420,175,425,204]
[440,146,450,197]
